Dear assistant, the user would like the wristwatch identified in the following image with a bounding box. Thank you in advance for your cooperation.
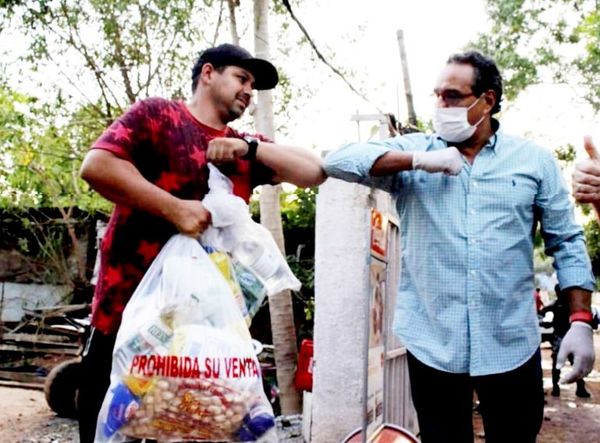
[241,136,259,160]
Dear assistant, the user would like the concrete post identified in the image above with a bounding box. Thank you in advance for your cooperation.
[311,176,395,441]
[312,177,371,441]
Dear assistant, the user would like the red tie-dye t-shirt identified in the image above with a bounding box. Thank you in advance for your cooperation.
[91,97,274,334]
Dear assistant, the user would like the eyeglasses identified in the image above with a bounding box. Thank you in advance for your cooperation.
[432,89,476,106]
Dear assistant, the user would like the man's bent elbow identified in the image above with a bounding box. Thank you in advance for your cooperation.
[294,169,327,188]
[80,148,116,181]
[79,154,94,183]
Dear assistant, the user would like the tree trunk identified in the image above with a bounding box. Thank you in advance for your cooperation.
[226,0,240,45]
[253,0,301,415]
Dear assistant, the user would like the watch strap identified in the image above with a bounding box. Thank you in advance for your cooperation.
[241,136,259,160]
[569,311,593,324]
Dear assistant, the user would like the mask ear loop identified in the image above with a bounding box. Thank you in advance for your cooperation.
[467,94,486,127]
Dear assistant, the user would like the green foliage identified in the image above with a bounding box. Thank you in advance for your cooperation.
[0,82,108,291]
[1,0,215,118]
[584,219,600,289]
[281,186,317,231]
[0,0,222,273]
[0,83,110,212]
[471,0,600,109]
[281,187,317,331]
[554,143,576,167]
[473,0,600,270]
[0,0,327,308]
[0,207,99,290]
[584,219,600,262]
[573,8,600,110]
[247,185,318,339]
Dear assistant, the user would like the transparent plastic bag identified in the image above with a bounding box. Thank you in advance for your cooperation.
[95,234,276,443]
[202,164,301,298]
[207,247,250,324]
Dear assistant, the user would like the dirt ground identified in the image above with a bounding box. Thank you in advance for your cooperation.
[473,334,600,443]
[0,335,599,442]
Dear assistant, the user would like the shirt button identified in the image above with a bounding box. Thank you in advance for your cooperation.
[472,181,478,187]
[470,270,476,275]
[470,209,476,215]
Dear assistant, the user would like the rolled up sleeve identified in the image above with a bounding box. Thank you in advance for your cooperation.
[537,150,595,291]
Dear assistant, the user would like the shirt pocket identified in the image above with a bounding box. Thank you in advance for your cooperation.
[480,175,537,214]
[399,171,460,197]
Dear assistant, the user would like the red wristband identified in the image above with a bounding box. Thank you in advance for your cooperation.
[569,311,593,324]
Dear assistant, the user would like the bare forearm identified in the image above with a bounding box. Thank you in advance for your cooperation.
[80,149,180,221]
[256,142,326,187]
[564,287,593,314]
[370,151,414,176]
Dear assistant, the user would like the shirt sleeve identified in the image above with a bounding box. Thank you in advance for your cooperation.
[536,149,595,291]
[324,133,429,193]
[91,100,151,161]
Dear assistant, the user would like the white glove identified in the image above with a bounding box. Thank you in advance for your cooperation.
[412,147,464,175]
[556,321,595,384]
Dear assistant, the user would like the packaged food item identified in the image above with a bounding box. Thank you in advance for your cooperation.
[236,403,277,441]
[113,315,173,375]
[102,383,141,438]
[209,249,250,323]
[95,235,275,443]
[232,259,268,319]
[202,163,301,299]
[231,238,297,295]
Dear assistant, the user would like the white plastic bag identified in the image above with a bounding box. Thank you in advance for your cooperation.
[95,234,276,443]
[202,164,301,297]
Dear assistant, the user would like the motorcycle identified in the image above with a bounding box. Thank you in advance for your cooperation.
[43,305,90,419]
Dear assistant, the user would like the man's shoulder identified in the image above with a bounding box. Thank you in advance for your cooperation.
[128,97,178,114]
[387,131,437,151]
[498,132,553,157]
[138,96,175,106]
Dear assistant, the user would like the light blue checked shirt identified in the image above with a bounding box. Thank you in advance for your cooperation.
[324,125,594,376]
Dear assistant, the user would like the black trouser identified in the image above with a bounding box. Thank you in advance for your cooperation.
[407,349,544,443]
[78,327,116,443]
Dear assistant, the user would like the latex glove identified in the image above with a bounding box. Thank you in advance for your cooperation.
[556,321,595,384]
[412,147,464,175]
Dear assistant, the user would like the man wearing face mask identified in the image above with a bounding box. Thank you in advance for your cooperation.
[324,51,595,443]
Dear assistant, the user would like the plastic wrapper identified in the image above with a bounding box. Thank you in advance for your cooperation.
[208,248,250,322]
[202,164,301,301]
[95,234,276,443]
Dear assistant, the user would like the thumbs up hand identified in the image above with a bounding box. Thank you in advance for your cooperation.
[572,136,600,204]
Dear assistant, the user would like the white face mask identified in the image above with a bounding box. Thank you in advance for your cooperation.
[433,96,485,143]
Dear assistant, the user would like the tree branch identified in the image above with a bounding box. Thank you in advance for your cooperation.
[227,0,240,45]
[280,0,382,113]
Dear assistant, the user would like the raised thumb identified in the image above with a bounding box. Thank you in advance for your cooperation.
[584,135,599,160]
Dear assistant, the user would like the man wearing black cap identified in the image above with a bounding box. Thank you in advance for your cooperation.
[77,43,325,442]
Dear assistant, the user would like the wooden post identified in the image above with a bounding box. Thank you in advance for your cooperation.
[396,29,417,127]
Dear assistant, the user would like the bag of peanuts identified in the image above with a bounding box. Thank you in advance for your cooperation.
[95,234,277,442]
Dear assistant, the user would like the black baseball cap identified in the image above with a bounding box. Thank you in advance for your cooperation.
[192,43,279,90]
